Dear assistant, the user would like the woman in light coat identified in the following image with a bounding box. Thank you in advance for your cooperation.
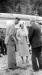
[16,21,29,64]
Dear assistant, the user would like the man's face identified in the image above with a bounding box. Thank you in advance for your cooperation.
[30,20,35,27]
[15,19,19,24]
[31,21,35,25]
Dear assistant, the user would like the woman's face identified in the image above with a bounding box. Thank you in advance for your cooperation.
[20,24,24,29]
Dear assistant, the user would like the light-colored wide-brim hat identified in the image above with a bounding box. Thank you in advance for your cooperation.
[15,20,25,28]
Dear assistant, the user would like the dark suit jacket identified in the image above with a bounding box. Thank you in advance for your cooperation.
[29,25,41,48]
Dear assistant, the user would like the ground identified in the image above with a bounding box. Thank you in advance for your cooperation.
[0,54,42,75]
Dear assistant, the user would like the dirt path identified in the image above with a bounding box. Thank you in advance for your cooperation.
[0,55,42,75]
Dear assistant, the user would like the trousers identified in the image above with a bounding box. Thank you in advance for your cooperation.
[32,47,42,71]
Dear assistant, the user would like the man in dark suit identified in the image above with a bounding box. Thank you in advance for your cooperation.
[29,20,41,71]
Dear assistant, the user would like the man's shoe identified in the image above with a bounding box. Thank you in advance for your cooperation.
[9,66,19,70]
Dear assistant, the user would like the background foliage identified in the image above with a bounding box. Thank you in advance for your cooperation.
[0,0,42,16]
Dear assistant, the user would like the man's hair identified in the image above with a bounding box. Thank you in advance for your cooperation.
[15,17,20,21]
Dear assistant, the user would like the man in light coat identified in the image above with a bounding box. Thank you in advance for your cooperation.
[5,18,20,70]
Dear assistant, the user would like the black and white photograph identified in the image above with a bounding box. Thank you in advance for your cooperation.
[0,0,42,75]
